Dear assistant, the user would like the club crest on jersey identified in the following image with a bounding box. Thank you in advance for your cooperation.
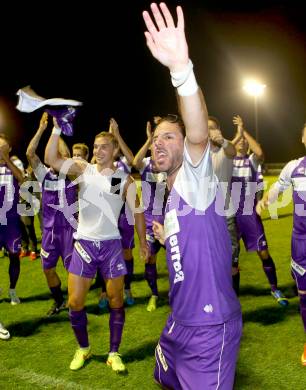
[203,304,214,313]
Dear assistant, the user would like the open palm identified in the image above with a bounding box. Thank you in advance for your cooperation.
[143,3,188,72]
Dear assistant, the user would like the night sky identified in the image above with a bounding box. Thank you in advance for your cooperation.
[0,0,305,164]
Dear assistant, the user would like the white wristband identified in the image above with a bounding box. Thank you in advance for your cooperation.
[222,139,229,149]
[170,59,198,96]
[52,126,61,136]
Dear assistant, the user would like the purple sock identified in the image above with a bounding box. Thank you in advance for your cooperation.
[262,257,277,291]
[9,253,20,289]
[124,258,134,290]
[50,284,64,306]
[69,309,89,348]
[145,263,158,296]
[299,294,306,332]
[109,307,125,353]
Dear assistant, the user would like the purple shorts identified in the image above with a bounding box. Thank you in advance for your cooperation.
[69,238,127,279]
[0,219,21,254]
[118,212,135,250]
[41,227,74,270]
[291,237,306,291]
[236,212,268,252]
[154,314,242,390]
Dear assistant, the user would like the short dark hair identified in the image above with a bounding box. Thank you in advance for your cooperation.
[208,116,220,129]
[154,114,186,137]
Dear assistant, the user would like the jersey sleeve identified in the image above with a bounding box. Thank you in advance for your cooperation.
[275,159,299,192]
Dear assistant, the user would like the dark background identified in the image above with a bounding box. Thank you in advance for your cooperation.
[0,0,305,164]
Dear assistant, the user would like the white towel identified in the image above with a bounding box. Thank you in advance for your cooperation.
[16,86,82,113]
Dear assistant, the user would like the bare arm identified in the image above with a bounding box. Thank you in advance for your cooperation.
[231,115,244,146]
[256,161,294,215]
[222,141,236,158]
[44,118,87,177]
[143,3,208,164]
[243,130,264,162]
[109,118,134,166]
[26,112,48,170]
[133,121,152,170]
[233,115,264,161]
[0,148,24,184]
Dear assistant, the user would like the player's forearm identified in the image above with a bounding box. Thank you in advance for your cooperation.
[44,129,64,172]
[26,128,45,159]
[4,157,24,184]
[134,212,147,247]
[177,85,209,147]
[117,133,134,166]
[133,139,150,170]
[231,132,243,146]
[222,140,236,158]
[243,130,264,161]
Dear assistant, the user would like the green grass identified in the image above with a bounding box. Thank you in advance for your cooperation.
[0,176,305,389]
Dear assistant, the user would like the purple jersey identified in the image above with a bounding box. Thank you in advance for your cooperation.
[164,144,241,326]
[231,154,260,215]
[115,156,131,175]
[34,163,77,229]
[139,157,167,226]
[0,164,20,222]
[275,157,306,239]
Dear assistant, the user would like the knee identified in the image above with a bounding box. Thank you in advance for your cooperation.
[68,295,84,311]
[258,250,269,260]
[44,267,56,277]
[108,294,124,309]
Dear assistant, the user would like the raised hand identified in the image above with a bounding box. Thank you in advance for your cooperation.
[109,117,119,138]
[233,115,244,136]
[39,112,49,131]
[142,3,189,72]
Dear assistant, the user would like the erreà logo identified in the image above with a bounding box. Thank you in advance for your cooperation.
[168,234,184,284]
